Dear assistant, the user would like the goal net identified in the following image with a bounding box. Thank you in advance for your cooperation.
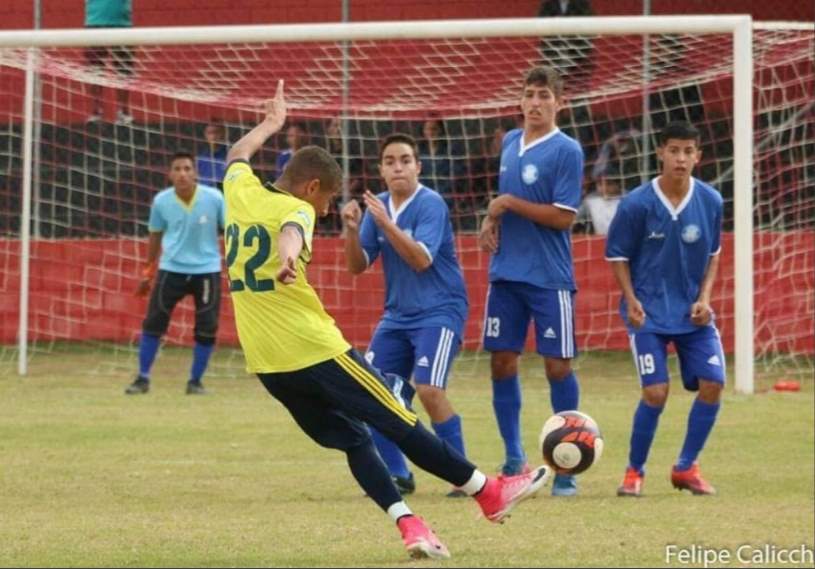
[0,18,812,390]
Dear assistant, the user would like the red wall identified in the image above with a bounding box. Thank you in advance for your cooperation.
[1,232,813,355]
[2,0,812,30]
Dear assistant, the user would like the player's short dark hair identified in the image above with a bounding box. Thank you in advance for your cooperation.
[279,145,342,193]
[524,65,564,98]
[170,151,196,167]
[287,121,308,133]
[659,121,701,146]
[379,133,419,162]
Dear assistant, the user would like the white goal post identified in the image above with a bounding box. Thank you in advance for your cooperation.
[1,16,755,393]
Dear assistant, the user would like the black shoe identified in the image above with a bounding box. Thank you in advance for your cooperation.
[186,381,208,395]
[125,377,150,395]
[393,473,416,496]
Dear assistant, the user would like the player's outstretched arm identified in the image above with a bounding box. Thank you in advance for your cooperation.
[227,80,287,164]
[487,194,575,230]
[276,225,303,285]
[610,260,646,328]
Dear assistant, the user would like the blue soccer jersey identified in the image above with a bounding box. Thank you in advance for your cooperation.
[605,177,723,334]
[148,184,225,274]
[489,127,584,290]
[359,185,469,335]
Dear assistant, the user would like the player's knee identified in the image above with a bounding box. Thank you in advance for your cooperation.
[642,384,669,407]
[697,380,723,403]
[544,357,572,380]
[194,334,216,346]
[491,351,518,379]
[415,385,450,417]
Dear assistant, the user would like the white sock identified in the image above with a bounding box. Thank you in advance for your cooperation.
[459,470,488,496]
[387,501,413,522]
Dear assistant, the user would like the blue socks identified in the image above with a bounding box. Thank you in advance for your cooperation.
[138,333,160,380]
[548,371,580,413]
[370,427,411,479]
[677,399,720,471]
[432,414,466,459]
[628,400,664,473]
[492,375,525,463]
[190,342,214,383]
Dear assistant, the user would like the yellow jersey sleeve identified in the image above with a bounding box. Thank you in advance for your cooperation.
[280,203,316,255]
[223,160,261,194]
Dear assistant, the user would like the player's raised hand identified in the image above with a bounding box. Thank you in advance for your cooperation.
[264,79,287,133]
[277,255,297,285]
[627,298,646,329]
[478,215,499,253]
[362,190,390,228]
[341,199,362,232]
[690,301,712,326]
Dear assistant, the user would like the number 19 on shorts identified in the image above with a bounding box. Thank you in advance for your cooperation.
[637,353,655,375]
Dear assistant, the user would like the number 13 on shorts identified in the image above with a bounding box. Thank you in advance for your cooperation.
[485,317,501,338]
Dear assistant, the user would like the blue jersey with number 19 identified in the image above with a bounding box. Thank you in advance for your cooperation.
[605,177,723,335]
[222,160,350,373]
[489,127,584,291]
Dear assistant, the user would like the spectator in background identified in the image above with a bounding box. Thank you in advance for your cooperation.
[418,118,468,210]
[275,121,309,178]
[592,127,642,190]
[85,0,134,125]
[325,116,364,198]
[196,120,229,190]
[537,0,594,91]
[575,163,625,235]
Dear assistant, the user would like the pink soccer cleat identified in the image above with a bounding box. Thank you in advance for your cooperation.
[397,515,451,560]
[475,465,551,523]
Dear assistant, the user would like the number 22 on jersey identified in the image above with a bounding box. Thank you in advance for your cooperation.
[225,223,275,292]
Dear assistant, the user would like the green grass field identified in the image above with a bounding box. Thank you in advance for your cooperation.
[0,349,812,567]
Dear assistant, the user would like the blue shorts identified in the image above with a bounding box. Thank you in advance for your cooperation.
[365,326,461,389]
[630,326,726,391]
[482,281,577,358]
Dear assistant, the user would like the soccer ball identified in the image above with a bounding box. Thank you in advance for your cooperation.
[539,410,604,475]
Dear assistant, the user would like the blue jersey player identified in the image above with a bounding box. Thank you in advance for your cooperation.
[342,133,470,498]
[606,121,724,497]
[479,66,584,496]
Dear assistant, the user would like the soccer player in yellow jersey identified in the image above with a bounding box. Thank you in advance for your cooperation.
[223,81,552,561]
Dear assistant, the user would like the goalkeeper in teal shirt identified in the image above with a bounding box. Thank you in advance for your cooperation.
[125,151,225,395]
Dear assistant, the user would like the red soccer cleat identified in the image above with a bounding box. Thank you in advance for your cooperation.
[617,467,644,497]
[671,463,716,495]
[476,465,551,523]
[397,515,451,560]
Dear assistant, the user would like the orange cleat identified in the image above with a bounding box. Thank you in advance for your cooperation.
[671,463,716,495]
[476,465,551,523]
[617,467,644,497]
[397,515,450,560]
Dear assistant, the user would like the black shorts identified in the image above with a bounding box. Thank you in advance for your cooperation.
[257,350,418,452]
[142,270,221,344]
[85,45,135,76]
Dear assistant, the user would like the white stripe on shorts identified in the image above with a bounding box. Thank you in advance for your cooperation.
[430,328,454,388]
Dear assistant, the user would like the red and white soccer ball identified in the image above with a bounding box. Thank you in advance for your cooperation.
[539,410,604,475]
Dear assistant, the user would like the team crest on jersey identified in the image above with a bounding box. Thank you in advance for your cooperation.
[522,164,539,185]
[681,224,701,244]
[403,228,413,238]
[198,215,208,224]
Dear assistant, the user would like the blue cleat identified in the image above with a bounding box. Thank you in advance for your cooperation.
[551,473,578,496]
